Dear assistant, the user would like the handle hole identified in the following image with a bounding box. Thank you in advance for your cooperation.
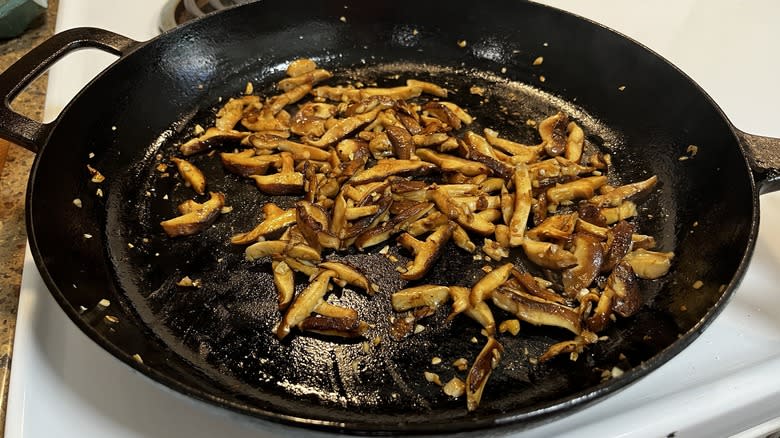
[8,48,119,124]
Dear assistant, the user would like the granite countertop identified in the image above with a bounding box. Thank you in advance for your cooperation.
[0,0,58,433]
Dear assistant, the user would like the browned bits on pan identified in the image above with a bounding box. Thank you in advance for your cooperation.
[160,58,674,412]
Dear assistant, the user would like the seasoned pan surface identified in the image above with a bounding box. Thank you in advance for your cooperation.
[21,0,758,432]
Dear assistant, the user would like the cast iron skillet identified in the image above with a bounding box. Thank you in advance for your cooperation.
[1,0,780,434]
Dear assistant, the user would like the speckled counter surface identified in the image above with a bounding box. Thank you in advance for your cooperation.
[0,1,58,434]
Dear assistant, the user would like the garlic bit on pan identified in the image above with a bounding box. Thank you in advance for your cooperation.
[160,57,675,411]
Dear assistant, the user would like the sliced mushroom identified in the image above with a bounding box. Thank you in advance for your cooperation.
[561,233,605,298]
[521,238,578,270]
[277,269,337,339]
[526,212,578,241]
[466,337,503,412]
[349,159,436,185]
[508,164,532,246]
[296,200,340,250]
[245,240,321,262]
[575,218,656,249]
[539,330,598,363]
[277,69,332,92]
[546,176,608,211]
[298,315,369,338]
[483,128,543,164]
[600,201,638,225]
[170,157,206,195]
[220,150,280,177]
[588,175,658,208]
[602,220,636,273]
[492,287,581,335]
[272,259,295,310]
[319,261,376,295]
[447,286,470,320]
[290,102,338,137]
[250,152,304,195]
[306,108,381,147]
[464,301,496,335]
[564,122,584,163]
[160,192,225,237]
[586,261,639,331]
[391,284,450,311]
[416,148,489,176]
[538,112,569,157]
[385,125,415,160]
[285,58,317,77]
[510,269,566,304]
[396,222,455,280]
[230,204,296,245]
[354,202,433,250]
[623,248,674,279]
[470,263,514,306]
[215,95,262,131]
[179,127,249,156]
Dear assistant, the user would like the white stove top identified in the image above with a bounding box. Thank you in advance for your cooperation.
[6,1,780,437]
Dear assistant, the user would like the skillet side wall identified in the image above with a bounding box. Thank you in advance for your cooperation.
[24,0,756,432]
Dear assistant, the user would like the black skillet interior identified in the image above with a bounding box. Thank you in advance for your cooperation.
[25,0,756,433]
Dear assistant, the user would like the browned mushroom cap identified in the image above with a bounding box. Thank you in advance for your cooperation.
[298,315,369,338]
[610,261,641,317]
[470,263,514,306]
[349,159,437,185]
[623,248,673,279]
[391,284,450,311]
[272,259,295,310]
[179,127,249,156]
[430,188,495,236]
[354,202,433,250]
[588,175,658,208]
[585,261,639,331]
[319,261,376,295]
[396,222,455,280]
[385,125,415,160]
[160,192,225,237]
[561,233,605,298]
[170,157,206,195]
[230,204,296,245]
[538,112,569,157]
[290,102,338,138]
[220,150,280,177]
[277,269,337,339]
[601,220,636,272]
[416,148,489,176]
[546,176,608,211]
[466,337,503,412]
[250,152,304,195]
[492,287,582,335]
[296,200,340,250]
[539,330,598,363]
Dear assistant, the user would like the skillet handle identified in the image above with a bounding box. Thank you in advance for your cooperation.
[0,27,139,153]
[737,130,780,195]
